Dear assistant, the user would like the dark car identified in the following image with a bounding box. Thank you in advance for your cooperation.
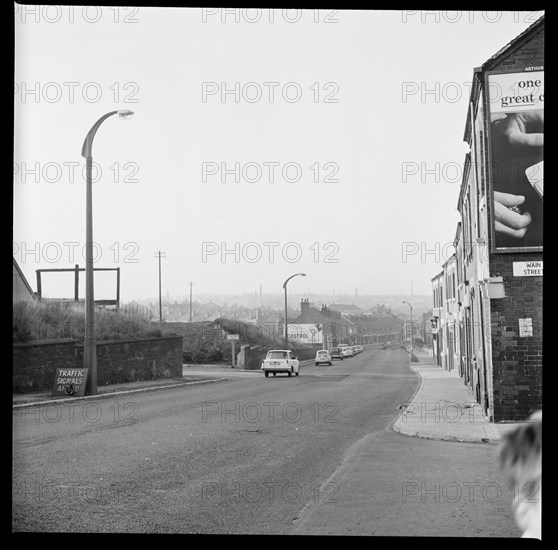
[331,347,344,360]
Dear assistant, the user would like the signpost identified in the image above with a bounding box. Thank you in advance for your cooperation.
[227,334,239,368]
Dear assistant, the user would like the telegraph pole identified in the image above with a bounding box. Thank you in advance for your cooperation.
[189,281,193,322]
[154,251,166,322]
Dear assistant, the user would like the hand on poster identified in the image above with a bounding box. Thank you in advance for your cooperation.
[493,191,532,239]
[492,109,543,241]
[494,110,544,150]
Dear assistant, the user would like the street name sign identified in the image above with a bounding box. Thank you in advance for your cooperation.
[513,261,543,277]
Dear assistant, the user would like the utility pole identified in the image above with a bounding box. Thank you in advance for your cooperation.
[154,251,166,322]
[189,281,193,322]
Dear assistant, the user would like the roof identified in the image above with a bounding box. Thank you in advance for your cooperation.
[328,303,362,311]
[13,257,35,297]
[457,152,471,211]
[453,222,462,249]
[463,14,544,143]
[442,253,457,269]
[292,306,351,327]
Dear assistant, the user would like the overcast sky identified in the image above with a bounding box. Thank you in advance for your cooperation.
[13,7,544,302]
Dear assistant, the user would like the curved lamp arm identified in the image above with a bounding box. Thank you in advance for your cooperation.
[81,110,134,158]
[283,272,306,290]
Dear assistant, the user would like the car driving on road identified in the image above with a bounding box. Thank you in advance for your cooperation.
[261,350,300,377]
[331,347,344,361]
[315,349,333,366]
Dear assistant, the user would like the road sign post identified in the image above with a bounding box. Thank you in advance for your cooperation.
[227,334,239,368]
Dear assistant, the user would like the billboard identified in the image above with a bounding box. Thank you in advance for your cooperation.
[287,323,323,344]
[486,70,543,252]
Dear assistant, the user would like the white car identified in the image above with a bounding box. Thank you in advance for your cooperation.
[315,349,333,366]
[261,350,300,377]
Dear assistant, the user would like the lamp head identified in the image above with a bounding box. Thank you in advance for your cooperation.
[118,110,134,120]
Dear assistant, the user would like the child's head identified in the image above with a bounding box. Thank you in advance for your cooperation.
[499,411,542,486]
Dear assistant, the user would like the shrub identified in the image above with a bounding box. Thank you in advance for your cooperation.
[193,350,208,363]
[206,349,224,362]
[12,300,177,343]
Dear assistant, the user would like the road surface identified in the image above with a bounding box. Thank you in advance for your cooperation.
[13,347,519,536]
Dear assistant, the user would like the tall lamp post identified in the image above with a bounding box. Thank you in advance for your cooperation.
[283,273,306,349]
[402,300,414,360]
[81,109,134,395]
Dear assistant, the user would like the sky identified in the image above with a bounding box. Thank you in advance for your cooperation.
[13,7,545,302]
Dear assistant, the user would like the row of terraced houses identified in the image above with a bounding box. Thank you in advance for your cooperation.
[430,16,543,422]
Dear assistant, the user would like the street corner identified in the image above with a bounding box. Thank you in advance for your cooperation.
[389,400,502,445]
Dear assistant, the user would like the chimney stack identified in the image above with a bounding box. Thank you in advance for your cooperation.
[300,298,310,319]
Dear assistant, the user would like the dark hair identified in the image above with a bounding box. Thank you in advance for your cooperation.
[499,416,542,483]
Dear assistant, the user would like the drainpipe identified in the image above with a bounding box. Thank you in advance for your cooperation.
[478,283,490,419]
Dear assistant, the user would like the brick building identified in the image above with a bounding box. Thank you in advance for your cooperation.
[431,16,543,421]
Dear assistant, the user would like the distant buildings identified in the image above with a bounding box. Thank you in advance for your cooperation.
[327,303,362,316]
[430,16,543,421]
[292,299,403,348]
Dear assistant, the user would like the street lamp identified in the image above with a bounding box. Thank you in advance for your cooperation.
[283,273,306,349]
[402,300,414,360]
[81,109,134,394]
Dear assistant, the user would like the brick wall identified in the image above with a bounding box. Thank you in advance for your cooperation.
[13,336,183,393]
[484,22,544,421]
[489,254,543,421]
[13,338,78,393]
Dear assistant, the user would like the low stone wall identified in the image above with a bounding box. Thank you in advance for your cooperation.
[13,336,183,393]
[13,338,78,393]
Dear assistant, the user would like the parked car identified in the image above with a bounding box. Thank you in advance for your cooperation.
[261,350,300,377]
[341,347,353,358]
[331,347,344,361]
[315,349,333,366]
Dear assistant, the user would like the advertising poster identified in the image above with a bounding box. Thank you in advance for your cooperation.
[486,70,544,251]
[287,323,323,344]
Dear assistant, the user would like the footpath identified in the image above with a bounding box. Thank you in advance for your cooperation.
[292,348,528,536]
[391,349,521,443]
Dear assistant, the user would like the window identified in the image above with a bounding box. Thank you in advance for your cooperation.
[452,273,456,299]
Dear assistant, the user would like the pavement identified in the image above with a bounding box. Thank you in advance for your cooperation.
[390,348,523,444]
[12,359,315,408]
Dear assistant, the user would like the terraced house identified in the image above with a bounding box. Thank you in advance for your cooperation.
[431,16,543,422]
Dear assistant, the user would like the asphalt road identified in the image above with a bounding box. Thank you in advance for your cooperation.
[12,348,520,536]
